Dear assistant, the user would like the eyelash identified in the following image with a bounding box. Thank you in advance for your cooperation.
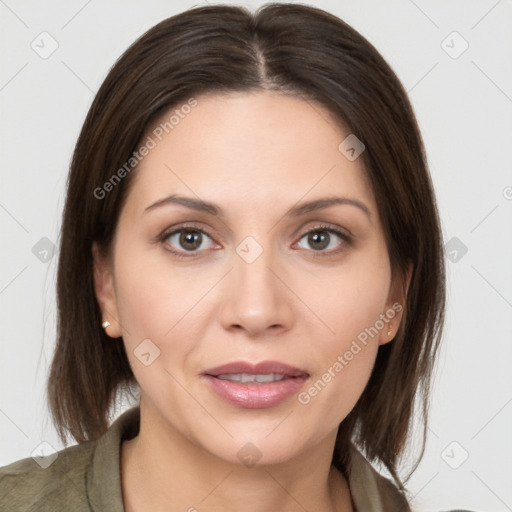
[158,223,351,259]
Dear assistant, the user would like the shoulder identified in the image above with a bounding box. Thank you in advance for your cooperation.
[346,445,477,512]
[0,440,96,511]
[347,444,410,511]
[0,406,140,512]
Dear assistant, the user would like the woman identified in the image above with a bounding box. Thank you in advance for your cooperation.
[0,3,470,510]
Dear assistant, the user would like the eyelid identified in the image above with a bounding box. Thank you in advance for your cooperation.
[293,223,350,256]
[158,223,218,257]
[158,222,351,257]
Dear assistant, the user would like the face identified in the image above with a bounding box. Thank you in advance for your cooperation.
[93,90,406,467]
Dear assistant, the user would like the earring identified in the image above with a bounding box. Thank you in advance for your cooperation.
[387,323,393,336]
[102,321,111,329]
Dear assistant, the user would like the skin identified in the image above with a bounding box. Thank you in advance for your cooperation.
[93,90,408,511]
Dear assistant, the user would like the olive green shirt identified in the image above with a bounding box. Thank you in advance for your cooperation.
[0,407,470,511]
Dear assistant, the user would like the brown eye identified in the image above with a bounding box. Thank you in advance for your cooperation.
[307,231,330,250]
[179,230,203,251]
[163,228,215,254]
[296,227,348,253]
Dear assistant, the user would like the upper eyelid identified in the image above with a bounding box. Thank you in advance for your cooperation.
[162,222,349,238]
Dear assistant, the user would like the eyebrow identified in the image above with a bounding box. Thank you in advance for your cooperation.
[144,194,371,220]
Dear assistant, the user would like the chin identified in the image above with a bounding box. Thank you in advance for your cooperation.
[202,429,311,469]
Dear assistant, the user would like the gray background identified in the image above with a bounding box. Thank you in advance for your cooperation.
[1,0,511,510]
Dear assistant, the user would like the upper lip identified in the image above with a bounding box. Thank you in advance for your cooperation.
[203,360,309,377]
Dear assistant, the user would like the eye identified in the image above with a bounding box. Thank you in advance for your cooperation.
[161,226,217,256]
[159,223,350,258]
[295,225,349,253]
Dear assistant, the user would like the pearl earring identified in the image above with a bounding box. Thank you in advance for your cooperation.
[387,324,393,336]
[101,321,111,329]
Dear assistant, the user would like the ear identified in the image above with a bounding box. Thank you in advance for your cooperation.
[378,262,413,346]
[92,242,122,338]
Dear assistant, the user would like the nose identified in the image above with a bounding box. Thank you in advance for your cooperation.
[219,240,294,338]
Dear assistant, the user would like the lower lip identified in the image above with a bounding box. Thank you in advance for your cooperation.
[203,375,308,409]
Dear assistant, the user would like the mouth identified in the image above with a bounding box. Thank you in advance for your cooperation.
[212,373,297,383]
[202,360,309,408]
[203,360,309,380]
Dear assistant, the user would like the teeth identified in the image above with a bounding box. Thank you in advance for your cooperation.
[216,373,287,383]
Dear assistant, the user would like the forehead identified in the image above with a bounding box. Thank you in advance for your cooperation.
[123,91,376,217]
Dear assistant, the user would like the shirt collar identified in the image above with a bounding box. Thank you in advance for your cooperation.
[86,406,140,511]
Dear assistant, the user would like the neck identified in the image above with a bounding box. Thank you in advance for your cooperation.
[121,402,354,512]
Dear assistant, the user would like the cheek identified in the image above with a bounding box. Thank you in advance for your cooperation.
[294,253,390,413]
[112,240,192,346]
[112,240,220,380]
[113,254,203,400]
[297,290,385,427]
[301,252,391,343]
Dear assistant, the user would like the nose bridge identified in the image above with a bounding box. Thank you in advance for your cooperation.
[235,234,280,303]
[235,236,276,294]
[220,233,292,334]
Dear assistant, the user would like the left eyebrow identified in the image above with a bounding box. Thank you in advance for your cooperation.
[144,194,371,220]
[287,196,371,220]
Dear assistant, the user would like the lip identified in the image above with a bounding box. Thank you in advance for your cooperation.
[203,360,309,377]
[202,360,309,409]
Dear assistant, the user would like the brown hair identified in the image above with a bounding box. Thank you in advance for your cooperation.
[48,2,445,493]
